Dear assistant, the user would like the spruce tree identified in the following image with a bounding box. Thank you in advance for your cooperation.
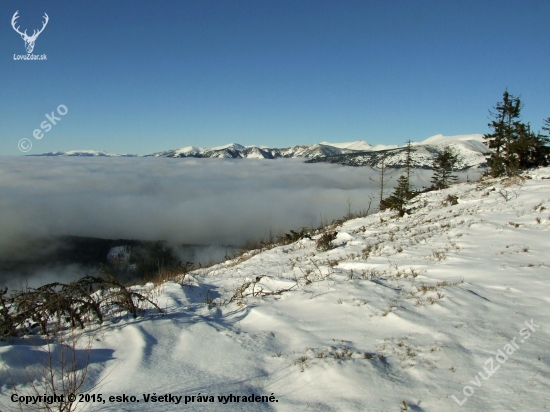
[431,147,459,190]
[511,123,550,169]
[483,90,522,176]
[380,174,409,216]
[380,141,417,215]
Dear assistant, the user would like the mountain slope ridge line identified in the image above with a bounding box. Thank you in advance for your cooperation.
[30,134,488,169]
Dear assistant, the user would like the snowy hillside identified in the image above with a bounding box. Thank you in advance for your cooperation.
[2,167,549,411]
[418,133,485,146]
[319,140,398,151]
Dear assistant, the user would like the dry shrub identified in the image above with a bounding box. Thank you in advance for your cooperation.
[1,269,163,340]
[5,330,98,412]
[316,232,338,252]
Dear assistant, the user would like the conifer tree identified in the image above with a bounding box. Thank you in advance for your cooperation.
[511,122,550,169]
[431,147,459,190]
[483,90,522,176]
[382,173,417,216]
[380,141,416,215]
[380,174,410,216]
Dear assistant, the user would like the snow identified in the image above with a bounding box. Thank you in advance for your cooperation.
[38,150,124,157]
[65,150,112,156]
[416,135,489,158]
[172,146,205,156]
[320,141,400,152]
[106,245,131,267]
[245,148,269,159]
[210,143,245,151]
[369,143,399,151]
[319,140,373,151]
[2,168,550,411]
[418,134,485,145]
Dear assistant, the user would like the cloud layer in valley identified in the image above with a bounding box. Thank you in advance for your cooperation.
[0,156,478,285]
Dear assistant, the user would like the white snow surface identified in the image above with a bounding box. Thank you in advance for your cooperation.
[170,146,205,156]
[320,140,371,151]
[39,150,124,157]
[418,134,489,156]
[320,140,399,152]
[419,134,485,145]
[210,143,245,151]
[2,168,550,411]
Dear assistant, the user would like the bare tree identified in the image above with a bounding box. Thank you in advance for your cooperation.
[4,327,102,412]
[370,154,395,209]
[404,140,413,193]
[346,195,353,218]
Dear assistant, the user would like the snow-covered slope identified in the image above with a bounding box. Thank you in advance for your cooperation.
[419,133,483,144]
[2,168,549,411]
[319,140,399,152]
[419,133,489,154]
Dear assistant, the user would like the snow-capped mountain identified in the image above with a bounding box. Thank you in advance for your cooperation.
[319,140,398,151]
[146,141,381,160]
[307,134,488,170]
[30,150,137,157]
[30,134,489,169]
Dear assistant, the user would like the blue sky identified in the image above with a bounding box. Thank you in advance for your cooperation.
[1,0,549,155]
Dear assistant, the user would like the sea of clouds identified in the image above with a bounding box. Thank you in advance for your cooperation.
[0,156,478,287]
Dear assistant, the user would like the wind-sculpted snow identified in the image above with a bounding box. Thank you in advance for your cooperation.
[1,167,549,411]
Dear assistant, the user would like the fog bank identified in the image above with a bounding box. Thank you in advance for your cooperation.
[0,156,479,284]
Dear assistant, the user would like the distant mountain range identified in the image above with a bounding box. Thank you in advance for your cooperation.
[30,134,489,169]
[30,150,139,158]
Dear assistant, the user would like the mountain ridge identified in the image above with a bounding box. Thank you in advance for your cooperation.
[29,134,489,169]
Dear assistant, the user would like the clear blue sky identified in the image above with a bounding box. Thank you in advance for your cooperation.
[1,0,549,155]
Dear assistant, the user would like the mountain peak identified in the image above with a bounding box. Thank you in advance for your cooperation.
[319,140,372,151]
[418,134,485,145]
[209,143,245,151]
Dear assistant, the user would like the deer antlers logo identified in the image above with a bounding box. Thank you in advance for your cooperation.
[11,11,49,54]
